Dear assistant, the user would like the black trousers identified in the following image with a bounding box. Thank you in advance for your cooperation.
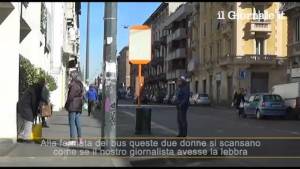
[88,101,95,116]
[177,105,188,136]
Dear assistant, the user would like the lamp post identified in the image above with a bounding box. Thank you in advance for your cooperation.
[101,2,118,151]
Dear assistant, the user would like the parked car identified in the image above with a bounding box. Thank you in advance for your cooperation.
[242,93,287,119]
[195,94,211,106]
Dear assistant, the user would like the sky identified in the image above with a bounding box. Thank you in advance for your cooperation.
[79,2,161,82]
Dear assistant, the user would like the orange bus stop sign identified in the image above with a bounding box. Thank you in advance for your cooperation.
[129,25,151,65]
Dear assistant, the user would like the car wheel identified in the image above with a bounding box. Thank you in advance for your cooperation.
[256,110,262,120]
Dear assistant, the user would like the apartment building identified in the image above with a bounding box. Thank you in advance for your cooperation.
[197,2,288,105]
[0,2,80,141]
[164,2,193,96]
[282,2,300,82]
[117,46,130,92]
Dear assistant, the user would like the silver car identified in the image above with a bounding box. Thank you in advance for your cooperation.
[195,94,211,106]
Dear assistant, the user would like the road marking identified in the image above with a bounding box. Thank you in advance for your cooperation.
[121,111,177,135]
[118,104,175,108]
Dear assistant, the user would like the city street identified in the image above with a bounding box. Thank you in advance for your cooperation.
[116,99,300,167]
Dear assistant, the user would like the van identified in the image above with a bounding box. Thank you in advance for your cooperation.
[271,82,300,118]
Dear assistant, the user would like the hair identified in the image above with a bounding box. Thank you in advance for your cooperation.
[70,70,78,80]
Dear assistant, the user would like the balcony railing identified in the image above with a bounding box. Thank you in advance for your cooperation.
[250,19,271,35]
[219,54,278,66]
[288,42,300,55]
[166,69,186,80]
[167,27,187,43]
[167,48,186,61]
[281,2,300,13]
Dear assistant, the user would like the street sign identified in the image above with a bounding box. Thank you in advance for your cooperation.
[129,25,151,65]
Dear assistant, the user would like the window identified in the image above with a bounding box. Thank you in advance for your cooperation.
[203,23,206,36]
[227,39,232,54]
[203,47,206,63]
[295,17,300,42]
[256,38,264,55]
[210,45,213,61]
[263,95,283,102]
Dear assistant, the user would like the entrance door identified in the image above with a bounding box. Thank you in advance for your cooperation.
[227,76,233,102]
[216,80,221,104]
[251,72,269,93]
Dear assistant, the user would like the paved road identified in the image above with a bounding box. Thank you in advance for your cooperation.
[116,99,300,167]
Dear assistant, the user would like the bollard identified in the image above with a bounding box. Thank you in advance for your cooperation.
[135,107,151,135]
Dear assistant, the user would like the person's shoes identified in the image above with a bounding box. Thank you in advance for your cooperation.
[17,139,35,144]
[42,123,50,128]
[77,138,84,146]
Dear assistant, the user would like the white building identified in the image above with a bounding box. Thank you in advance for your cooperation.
[0,2,80,142]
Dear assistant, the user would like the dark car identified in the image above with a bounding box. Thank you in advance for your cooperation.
[242,93,287,119]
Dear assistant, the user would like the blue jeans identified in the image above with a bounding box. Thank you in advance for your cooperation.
[68,112,82,139]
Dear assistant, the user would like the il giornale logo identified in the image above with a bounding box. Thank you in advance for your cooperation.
[217,11,285,20]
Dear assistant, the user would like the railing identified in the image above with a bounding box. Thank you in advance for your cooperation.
[167,27,187,43]
[288,42,300,55]
[219,54,278,66]
[281,2,300,13]
[250,19,271,34]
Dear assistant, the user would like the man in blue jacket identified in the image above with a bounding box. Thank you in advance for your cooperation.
[176,75,190,137]
[86,85,98,116]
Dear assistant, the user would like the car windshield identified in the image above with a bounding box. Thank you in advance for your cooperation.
[263,95,282,102]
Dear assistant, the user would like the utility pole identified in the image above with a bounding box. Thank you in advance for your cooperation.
[85,2,90,83]
[101,2,118,151]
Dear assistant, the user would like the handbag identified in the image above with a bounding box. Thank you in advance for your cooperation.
[30,116,42,141]
[41,103,52,117]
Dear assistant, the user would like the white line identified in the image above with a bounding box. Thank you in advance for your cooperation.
[121,111,177,135]
[118,104,175,108]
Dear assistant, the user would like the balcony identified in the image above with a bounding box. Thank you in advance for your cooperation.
[281,2,300,14]
[167,27,187,43]
[288,42,300,55]
[249,19,271,36]
[164,3,193,29]
[167,48,186,61]
[166,69,186,80]
[219,54,279,67]
[151,56,164,66]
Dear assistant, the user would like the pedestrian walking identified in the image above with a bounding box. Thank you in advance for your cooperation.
[175,75,190,137]
[233,88,245,117]
[64,70,84,145]
[17,78,47,143]
[86,85,98,116]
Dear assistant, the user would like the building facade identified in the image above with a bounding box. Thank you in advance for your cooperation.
[0,2,80,141]
[196,2,288,105]
[164,2,193,96]
[117,46,130,92]
[282,2,300,83]
[142,2,187,98]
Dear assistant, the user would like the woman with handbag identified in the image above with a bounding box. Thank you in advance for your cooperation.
[233,88,245,117]
[17,78,46,143]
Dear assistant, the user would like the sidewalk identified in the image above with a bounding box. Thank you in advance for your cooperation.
[0,109,130,167]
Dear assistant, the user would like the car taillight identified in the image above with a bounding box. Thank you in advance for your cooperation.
[261,102,266,107]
